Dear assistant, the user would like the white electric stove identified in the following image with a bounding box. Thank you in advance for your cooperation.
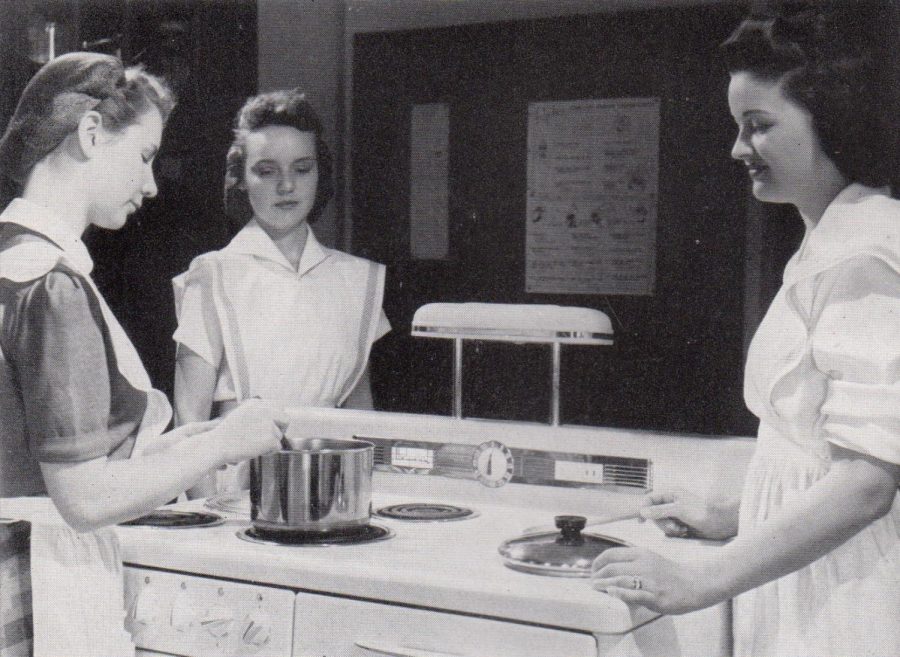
[119,407,752,657]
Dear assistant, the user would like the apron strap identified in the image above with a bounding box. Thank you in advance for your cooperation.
[337,261,386,405]
[211,258,253,401]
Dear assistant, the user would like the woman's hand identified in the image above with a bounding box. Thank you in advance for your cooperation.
[591,547,722,615]
[640,489,739,540]
[210,399,289,464]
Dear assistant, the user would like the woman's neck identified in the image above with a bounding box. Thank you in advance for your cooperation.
[21,158,91,235]
[794,172,850,229]
[258,220,309,271]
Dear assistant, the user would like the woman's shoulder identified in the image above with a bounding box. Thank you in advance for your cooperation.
[0,233,69,284]
[177,249,231,279]
[320,245,384,272]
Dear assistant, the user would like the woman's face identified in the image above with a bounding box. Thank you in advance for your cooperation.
[728,71,842,207]
[89,108,162,230]
[242,126,319,235]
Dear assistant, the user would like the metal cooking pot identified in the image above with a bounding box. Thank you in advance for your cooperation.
[249,438,374,534]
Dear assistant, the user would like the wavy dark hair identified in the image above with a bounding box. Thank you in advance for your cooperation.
[721,2,899,188]
[0,51,174,201]
[223,89,334,225]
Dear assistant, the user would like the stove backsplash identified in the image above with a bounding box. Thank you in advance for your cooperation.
[362,436,651,493]
[284,407,756,501]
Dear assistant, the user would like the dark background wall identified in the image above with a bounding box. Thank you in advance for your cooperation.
[352,5,786,436]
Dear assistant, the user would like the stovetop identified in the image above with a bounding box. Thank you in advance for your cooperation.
[114,474,724,636]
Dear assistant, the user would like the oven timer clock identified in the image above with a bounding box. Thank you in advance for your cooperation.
[412,440,516,487]
[473,440,515,487]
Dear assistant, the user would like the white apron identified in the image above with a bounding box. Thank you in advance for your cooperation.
[173,224,387,409]
[736,184,900,657]
[0,205,171,657]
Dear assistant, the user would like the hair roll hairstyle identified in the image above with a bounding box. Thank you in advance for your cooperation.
[223,89,334,225]
[721,2,899,188]
[0,52,174,199]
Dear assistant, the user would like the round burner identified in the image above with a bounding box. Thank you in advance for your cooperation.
[119,510,224,528]
[236,524,393,547]
[375,503,475,522]
[204,492,249,516]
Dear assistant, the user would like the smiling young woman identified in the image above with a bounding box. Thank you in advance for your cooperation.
[591,5,900,656]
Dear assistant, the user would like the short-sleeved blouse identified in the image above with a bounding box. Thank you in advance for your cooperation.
[736,184,900,657]
[0,200,168,497]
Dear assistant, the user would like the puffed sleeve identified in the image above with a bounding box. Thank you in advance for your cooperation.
[10,271,115,462]
[172,258,224,367]
[813,255,900,465]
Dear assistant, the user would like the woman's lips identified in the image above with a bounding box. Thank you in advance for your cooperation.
[274,201,299,209]
[746,163,768,179]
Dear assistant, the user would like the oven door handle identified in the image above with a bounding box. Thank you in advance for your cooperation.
[354,640,493,657]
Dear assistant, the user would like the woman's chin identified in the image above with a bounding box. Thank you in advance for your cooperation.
[750,182,788,205]
[90,209,130,231]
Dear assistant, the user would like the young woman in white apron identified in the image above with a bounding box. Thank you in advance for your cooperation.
[0,53,288,657]
[173,90,390,496]
[591,6,900,656]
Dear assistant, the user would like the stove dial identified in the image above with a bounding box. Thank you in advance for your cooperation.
[239,609,272,652]
[131,586,166,627]
[473,440,514,487]
[201,605,234,639]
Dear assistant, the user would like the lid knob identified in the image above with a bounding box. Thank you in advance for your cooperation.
[554,515,586,546]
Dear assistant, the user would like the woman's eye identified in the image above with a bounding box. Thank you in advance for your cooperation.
[294,164,314,174]
[748,121,772,134]
[254,166,277,176]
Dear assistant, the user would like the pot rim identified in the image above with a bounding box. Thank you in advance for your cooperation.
[274,438,375,454]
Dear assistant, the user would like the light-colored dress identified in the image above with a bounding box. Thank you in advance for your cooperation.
[173,220,390,408]
[736,184,900,657]
[0,198,172,657]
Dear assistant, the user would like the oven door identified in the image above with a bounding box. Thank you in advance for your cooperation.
[293,591,661,657]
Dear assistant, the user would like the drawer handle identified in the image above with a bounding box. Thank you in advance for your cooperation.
[354,640,487,657]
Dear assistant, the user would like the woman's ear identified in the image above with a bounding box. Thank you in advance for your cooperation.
[76,111,103,158]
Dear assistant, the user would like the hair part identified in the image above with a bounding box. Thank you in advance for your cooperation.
[0,51,175,193]
[721,3,899,187]
[223,89,334,225]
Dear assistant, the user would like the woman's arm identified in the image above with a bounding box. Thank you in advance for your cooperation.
[709,447,898,596]
[341,367,375,410]
[41,399,287,532]
[174,346,220,498]
[592,447,900,614]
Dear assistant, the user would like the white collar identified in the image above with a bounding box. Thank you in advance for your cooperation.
[224,219,330,277]
[785,183,900,284]
[0,198,93,275]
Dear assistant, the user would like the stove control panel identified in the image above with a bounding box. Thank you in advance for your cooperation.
[362,436,651,491]
[125,567,295,656]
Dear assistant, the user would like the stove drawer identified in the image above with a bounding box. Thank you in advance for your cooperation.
[294,591,658,657]
[125,567,296,657]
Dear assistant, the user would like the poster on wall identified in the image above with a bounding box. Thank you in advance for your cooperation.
[526,97,659,295]
[409,103,450,260]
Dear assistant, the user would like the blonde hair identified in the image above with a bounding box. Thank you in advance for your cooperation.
[0,52,175,194]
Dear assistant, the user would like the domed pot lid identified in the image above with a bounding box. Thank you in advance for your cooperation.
[498,515,629,577]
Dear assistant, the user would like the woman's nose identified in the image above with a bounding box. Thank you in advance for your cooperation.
[277,175,296,194]
[731,132,752,161]
[143,170,158,199]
